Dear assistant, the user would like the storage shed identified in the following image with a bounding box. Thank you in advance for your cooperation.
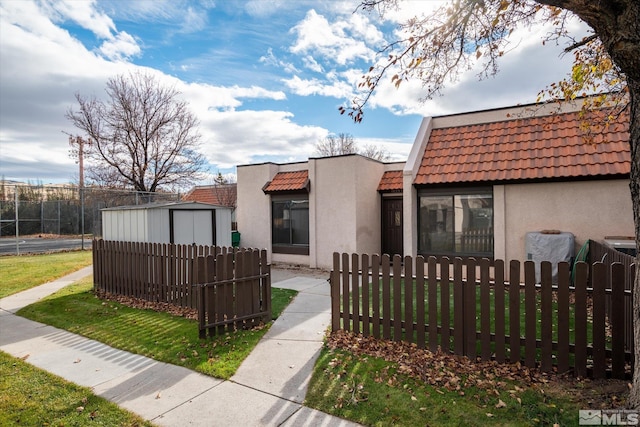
[101,202,232,246]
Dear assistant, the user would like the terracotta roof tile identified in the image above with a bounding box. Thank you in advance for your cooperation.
[415,111,630,185]
[183,184,237,207]
[263,170,310,193]
[378,170,403,192]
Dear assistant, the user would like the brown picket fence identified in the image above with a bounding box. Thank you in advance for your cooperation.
[93,239,271,337]
[330,253,633,379]
[194,248,271,338]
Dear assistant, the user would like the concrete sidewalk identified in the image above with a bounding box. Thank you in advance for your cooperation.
[0,267,361,426]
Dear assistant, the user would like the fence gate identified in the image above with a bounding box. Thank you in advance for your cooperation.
[195,248,271,338]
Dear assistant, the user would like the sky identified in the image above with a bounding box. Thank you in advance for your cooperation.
[0,0,586,187]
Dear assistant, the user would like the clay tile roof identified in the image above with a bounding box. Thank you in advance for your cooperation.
[414,111,630,186]
[183,184,237,207]
[263,170,310,193]
[378,170,403,192]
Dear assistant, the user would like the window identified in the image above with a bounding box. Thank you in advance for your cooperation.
[272,197,309,254]
[418,188,493,258]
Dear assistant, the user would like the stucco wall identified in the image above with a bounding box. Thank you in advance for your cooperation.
[499,179,633,262]
[236,163,280,256]
[237,156,391,269]
[311,155,386,268]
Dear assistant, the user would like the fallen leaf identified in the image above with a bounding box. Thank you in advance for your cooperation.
[411,396,417,401]
[73,358,81,364]
[486,413,493,417]
[76,406,84,413]
[155,392,162,399]
[495,399,506,408]
[21,354,30,360]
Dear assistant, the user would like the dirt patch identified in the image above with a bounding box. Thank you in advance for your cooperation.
[95,290,198,320]
[271,263,331,282]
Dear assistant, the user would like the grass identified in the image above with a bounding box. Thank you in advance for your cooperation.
[17,275,297,379]
[0,350,154,426]
[305,345,581,427]
[0,250,93,298]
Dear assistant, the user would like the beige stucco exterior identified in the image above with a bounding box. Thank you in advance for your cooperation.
[497,179,633,262]
[237,155,401,269]
[238,101,633,271]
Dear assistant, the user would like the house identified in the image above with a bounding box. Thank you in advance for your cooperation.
[236,99,632,269]
[183,183,237,229]
[183,183,237,208]
[101,201,233,247]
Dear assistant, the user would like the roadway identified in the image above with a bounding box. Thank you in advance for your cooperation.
[0,237,92,255]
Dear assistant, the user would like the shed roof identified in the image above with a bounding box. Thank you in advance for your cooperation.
[414,110,630,186]
[378,170,403,192]
[101,201,228,211]
[262,170,310,193]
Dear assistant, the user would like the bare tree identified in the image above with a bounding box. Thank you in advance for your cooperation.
[359,143,391,161]
[315,133,358,156]
[211,172,237,210]
[316,133,390,161]
[66,72,206,192]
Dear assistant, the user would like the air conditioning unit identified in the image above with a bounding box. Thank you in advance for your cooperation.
[603,236,636,257]
[525,231,575,283]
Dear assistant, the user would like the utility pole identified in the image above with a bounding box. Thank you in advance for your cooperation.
[67,134,89,249]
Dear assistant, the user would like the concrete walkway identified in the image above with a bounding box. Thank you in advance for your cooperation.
[0,267,361,426]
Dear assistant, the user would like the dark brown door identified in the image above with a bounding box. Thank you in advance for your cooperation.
[382,198,403,257]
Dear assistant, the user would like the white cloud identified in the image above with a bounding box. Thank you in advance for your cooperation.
[0,1,327,182]
[198,109,328,168]
[289,9,380,66]
[283,75,352,98]
[99,31,141,61]
[43,0,116,39]
[259,48,300,74]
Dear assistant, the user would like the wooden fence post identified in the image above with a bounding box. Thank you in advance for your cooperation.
[382,254,391,340]
[404,255,414,344]
[453,257,464,356]
[331,252,340,331]
[415,256,425,349]
[540,261,553,372]
[494,259,505,363]
[427,256,438,351]
[464,258,477,359]
[371,254,381,339]
[592,262,607,379]
[524,260,537,368]
[508,260,521,364]
[574,262,588,378]
[362,254,370,337]
[480,258,491,361]
[556,262,570,374]
[341,253,351,332]
[611,262,626,378]
[352,253,360,335]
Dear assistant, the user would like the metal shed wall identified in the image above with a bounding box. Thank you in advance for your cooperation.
[101,202,232,246]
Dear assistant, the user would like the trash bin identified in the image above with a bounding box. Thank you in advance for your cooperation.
[231,231,241,247]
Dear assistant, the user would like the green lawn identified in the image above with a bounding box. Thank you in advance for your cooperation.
[306,343,582,427]
[18,275,297,379]
[0,350,154,427]
[0,250,93,298]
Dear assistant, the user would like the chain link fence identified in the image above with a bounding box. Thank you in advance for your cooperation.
[1,184,181,240]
